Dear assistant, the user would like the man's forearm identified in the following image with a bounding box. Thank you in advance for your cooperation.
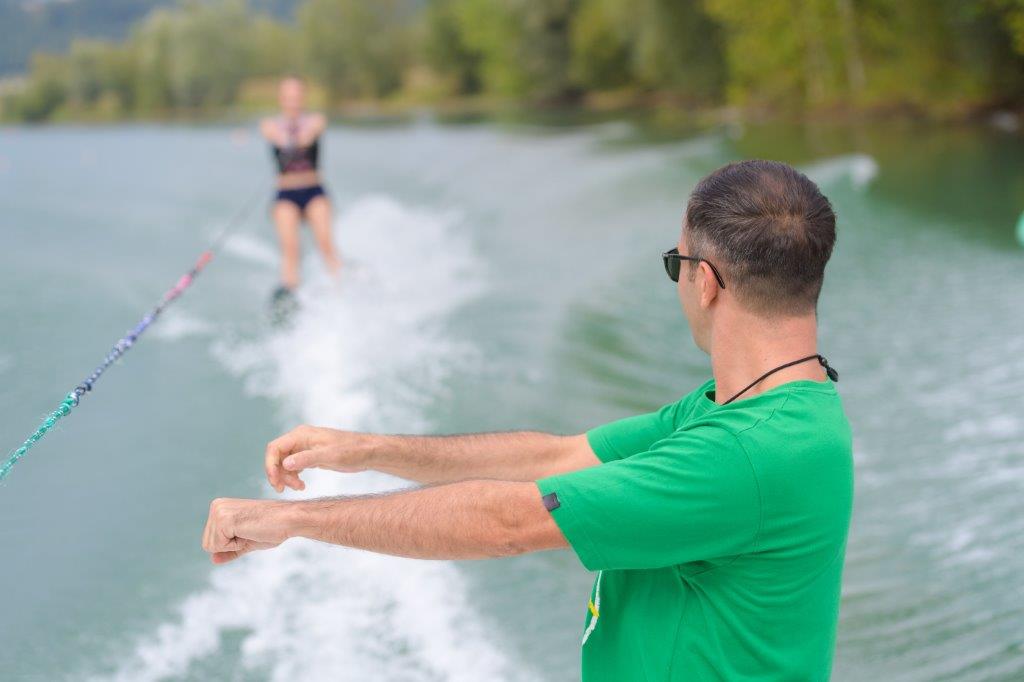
[276,479,566,560]
[366,431,596,484]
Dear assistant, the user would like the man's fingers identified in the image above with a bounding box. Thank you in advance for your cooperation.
[203,500,236,554]
[265,428,308,492]
[282,447,336,473]
[281,469,306,491]
[212,550,241,564]
[203,498,283,564]
[202,513,213,551]
[202,499,224,552]
[210,539,277,564]
[202,525,231,554]
[287,473,306,490]
[265,432,296,492]
[203,530,264,555]
[282,449,314,472]
[276,448,313,491]
[265,426,326,492]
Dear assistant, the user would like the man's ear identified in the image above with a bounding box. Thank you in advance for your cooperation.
[698,262,719,309]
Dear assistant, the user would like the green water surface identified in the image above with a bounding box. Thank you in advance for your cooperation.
[0,119,1022,681]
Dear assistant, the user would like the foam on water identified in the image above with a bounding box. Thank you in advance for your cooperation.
[222,232,279,269]
[151,310,215,341]
[92,195,535,682]
[802,153,879,190]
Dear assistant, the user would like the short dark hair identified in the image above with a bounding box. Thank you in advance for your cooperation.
[684,160,836,315]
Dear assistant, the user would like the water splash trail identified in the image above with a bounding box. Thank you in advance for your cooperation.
[90,195,526,682]
[0,185,265,483]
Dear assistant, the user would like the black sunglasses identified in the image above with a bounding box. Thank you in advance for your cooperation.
[662,247,726,289]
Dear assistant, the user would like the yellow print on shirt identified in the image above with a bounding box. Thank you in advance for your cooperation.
[582,571,603,645]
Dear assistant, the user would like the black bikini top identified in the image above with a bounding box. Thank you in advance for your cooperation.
[272,117,319,174]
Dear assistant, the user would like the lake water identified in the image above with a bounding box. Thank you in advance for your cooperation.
[0,119,1022,681]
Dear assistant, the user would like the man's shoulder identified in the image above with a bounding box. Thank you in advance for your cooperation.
[694,382,844,434]
[696,383,853,488]
[669,382,852,474]
[662,378,716,425]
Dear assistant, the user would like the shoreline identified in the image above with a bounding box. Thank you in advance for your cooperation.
[3,87,1022,132]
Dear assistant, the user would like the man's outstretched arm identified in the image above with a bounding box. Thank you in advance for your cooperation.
[202,479,568,564]
[264,426,599,492]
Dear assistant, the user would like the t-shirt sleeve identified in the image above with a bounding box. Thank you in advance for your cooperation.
[586,400,683,463]
[537,426,761,572]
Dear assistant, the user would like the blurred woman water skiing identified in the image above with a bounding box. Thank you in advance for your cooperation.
[260,75,341,295]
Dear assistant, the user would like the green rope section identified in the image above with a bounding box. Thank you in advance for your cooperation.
[0,393,78,481]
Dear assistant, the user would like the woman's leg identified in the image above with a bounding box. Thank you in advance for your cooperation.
[272,200,302,289]
[305,194,341,276]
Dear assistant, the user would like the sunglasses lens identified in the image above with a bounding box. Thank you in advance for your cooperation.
[663,256,679,282]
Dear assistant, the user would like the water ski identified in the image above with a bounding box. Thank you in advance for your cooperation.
[269,285,299,326]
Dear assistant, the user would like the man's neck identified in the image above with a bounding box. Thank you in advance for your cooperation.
[709,308,824,405]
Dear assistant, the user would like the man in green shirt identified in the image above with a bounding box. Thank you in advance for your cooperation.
[202,159,853,680]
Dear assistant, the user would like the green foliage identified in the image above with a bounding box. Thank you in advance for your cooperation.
[0,0,168,77]
[247,16,302,77]
[0,0,303,77]
[706,0,842,108]
[131,1,251,112]
[984,0,1024,54]
[443,0,578,103]
[570,0,632,90]
[446,0,525,97]
[707,0,1024,111]
[299,0,412,102]
[628,1,725,98]
[4,0,1024,121]
[570,0,727,101]
[422,0,483,95]
[11,54,69,122]
[510,0,579,103]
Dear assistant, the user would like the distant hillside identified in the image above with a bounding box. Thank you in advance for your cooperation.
[0,0,299,76]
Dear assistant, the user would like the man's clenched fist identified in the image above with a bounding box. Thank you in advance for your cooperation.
[201,498,295,564]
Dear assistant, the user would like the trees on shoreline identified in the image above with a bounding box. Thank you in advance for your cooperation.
[4,0,1024,122]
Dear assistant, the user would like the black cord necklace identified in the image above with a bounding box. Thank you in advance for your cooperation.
[722,354,839,405]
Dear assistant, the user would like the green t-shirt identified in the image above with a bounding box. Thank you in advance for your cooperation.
[536,378,853,681]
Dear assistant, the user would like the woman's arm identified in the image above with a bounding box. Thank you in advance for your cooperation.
[299,113,326,146]
[259,117,280,144]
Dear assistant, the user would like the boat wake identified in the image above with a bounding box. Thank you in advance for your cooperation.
[802,153,878,190]
[90,195,536,682]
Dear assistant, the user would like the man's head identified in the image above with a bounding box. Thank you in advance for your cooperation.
[278,75,306,117]
[675,160,836,351]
